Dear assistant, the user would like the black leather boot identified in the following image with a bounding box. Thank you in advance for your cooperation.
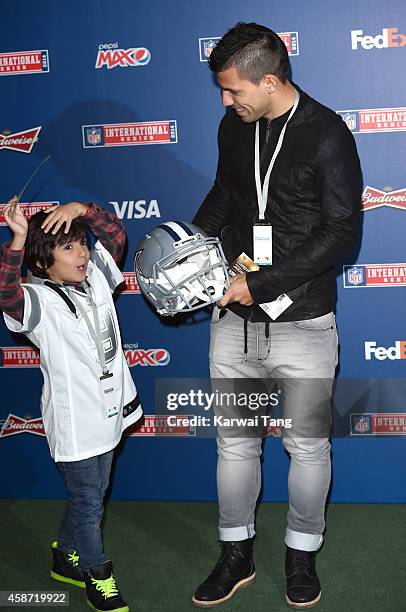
[285,546,321,608]
[192,539,255,607]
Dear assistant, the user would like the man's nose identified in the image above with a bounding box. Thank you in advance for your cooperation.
[222,90,233,107]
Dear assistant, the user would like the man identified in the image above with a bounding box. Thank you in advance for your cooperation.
[192,22,361,609]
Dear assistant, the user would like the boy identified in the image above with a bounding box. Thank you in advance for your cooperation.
[0,197,142,612]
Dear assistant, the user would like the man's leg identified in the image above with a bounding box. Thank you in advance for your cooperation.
[193,308,268,607]
[264,312,338,608]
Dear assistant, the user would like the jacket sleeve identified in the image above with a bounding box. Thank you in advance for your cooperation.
[0,242,25,323]
[246,122,362,304]
[192,116,233,237]
[85,203,126,263]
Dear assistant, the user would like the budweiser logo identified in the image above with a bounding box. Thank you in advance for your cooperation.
[362,186,406,211]
[0,414,45,438]
[0,127,41,153]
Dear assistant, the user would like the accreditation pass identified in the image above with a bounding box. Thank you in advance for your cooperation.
[253,224,273,265]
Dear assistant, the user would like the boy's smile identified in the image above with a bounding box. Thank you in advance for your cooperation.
[46,238,90,285]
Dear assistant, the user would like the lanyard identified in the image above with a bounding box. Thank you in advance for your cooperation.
[66,284,110,378]
[254,89,300,220]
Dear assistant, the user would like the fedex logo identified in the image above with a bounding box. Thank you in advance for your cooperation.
[365,341,406,360]
[351,28,406,50]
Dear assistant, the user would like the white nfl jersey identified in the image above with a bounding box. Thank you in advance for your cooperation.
[4,241,142,462]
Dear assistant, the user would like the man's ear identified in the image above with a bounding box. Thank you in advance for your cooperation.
[262,74,279,93]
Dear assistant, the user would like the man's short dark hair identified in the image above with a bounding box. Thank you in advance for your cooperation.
[25,211,87,279]
[208,22,290,84]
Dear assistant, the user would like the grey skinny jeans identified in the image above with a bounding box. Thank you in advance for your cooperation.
[209,307,338,552]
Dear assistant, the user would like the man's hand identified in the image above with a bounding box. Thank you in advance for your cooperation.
[2,196,28,249]
[218,273,254,307]
[41,202,88,234]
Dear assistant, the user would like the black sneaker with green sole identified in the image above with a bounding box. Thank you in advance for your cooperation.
[50,541,85,589]
[84,560,129,612]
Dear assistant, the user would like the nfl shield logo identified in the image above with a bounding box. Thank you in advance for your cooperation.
[199,37,221,62]
[351,415,371,434]
[347,266,364,286]
[87,127,102,146]
[342,112,357,132]
[204,40,216,58]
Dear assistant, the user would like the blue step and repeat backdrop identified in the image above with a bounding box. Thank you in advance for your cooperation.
[0,0,405,503]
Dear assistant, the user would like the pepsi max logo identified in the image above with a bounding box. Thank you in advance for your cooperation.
[95,46,151,69]
[125,348,170,367]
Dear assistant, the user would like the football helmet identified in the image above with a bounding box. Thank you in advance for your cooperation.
[135,221,229,316]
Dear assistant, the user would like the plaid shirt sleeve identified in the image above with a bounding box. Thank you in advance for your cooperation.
[0,242,25,324]
[84,203,126,263]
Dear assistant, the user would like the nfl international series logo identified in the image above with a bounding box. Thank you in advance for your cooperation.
[127,415,196,437]
[0,50,49,75]
[199,32,299,61]
[351,413,406,435]
[82,121,178,148]
[0,347,40,367]
[343,264,406,287]
[0,202,58,226]
[278,32,299,56]
[116,272,141,294]
[337,107,406,133]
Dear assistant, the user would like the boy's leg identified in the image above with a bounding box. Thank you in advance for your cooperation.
[56,450,129,611]
[57,498,75,552]
[56,449,114,570]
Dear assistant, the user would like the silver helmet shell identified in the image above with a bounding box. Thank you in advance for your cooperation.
[135,221,229,316]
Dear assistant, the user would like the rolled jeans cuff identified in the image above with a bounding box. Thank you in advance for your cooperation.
[219,524,255,541]
[285,528,323,552]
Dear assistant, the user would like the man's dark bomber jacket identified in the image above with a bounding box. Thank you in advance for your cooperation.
[193,85,362,322]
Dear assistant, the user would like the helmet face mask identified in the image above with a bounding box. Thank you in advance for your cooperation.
[135,222,229,316]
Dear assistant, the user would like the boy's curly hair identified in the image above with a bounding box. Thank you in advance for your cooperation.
[25,211,87,279]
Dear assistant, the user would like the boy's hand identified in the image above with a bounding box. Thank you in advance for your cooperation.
[2,196,28,241]
[41,202,89,234]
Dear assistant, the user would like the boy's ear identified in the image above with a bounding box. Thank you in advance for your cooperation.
[36,260,47,271]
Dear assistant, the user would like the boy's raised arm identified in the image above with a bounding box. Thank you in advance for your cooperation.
[42,202,126,264]
[0,197,27,323]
